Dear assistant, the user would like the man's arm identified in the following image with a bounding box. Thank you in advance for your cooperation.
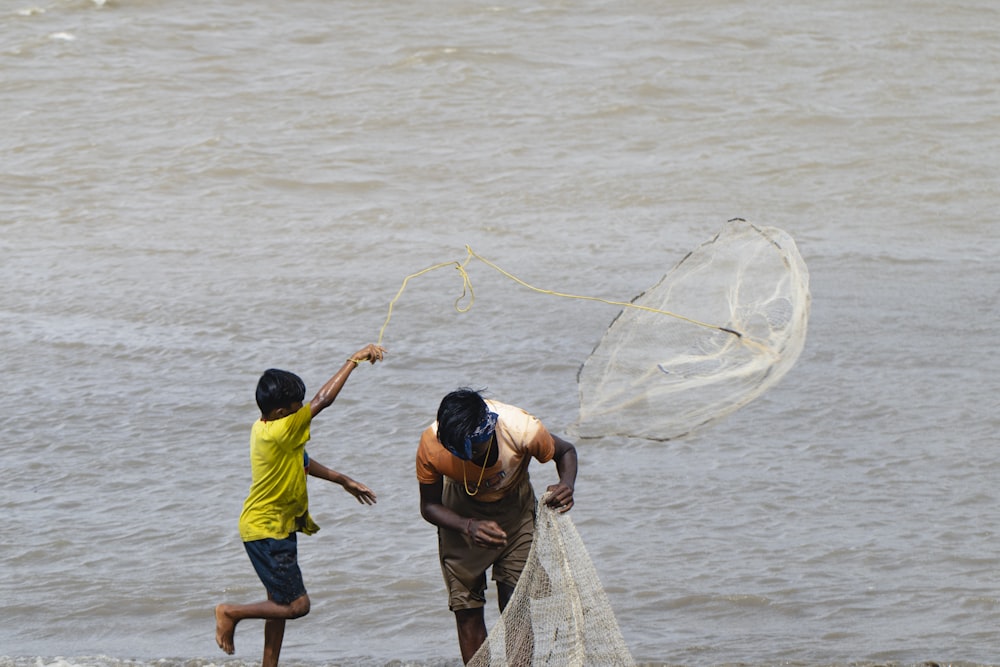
[309,343,385,418]
[307,458,377,505]
[419,480,507,548]
[543,434,577,512]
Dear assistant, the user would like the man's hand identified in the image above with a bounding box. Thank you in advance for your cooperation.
[468,518,507,548]
[544,482,574,513]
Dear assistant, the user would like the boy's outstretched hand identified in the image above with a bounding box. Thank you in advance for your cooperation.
[343,479,377,505]
[352,344,386,365]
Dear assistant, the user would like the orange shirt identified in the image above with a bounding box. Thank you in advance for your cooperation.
[416,400,556,502]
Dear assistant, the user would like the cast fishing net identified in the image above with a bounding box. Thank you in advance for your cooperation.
[467,494,635,667]
[574,218,811,441]
[378,218,810,442]
[377,219,809,664]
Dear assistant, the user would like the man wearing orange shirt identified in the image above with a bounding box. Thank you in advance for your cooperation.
[416,387,578,664]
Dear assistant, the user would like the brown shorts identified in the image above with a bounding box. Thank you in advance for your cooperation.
[438,477,537,611]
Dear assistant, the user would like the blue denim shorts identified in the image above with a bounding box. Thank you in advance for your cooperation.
[244,533,307,605]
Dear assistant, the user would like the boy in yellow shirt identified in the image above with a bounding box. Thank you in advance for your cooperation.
[215,343,385,665]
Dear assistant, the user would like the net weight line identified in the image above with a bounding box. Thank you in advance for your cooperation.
[375,244,743,347]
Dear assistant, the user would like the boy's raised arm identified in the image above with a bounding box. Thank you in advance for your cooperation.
[309,343,385,417]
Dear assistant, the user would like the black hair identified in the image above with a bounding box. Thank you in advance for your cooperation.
[436,387,488,453]
[255,369,306,415]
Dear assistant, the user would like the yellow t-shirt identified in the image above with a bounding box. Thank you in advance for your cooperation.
[238,404,320,542]
[415,400,556,503]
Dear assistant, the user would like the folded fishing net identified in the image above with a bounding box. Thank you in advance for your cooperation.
[574,218,811,441]
[467,494,635,667]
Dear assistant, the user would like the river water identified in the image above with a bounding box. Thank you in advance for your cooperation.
[2,1,998,666]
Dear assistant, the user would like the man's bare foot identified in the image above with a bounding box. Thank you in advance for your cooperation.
[215,604,236,654]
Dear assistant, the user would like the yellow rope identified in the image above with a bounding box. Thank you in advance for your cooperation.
[375,245,741,346]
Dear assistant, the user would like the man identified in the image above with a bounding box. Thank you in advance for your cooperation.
[416,388,578,663]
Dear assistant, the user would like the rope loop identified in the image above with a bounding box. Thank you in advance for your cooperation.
[375,246,742,346]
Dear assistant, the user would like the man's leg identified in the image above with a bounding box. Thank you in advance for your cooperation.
[497,581,515,611]
[497,582,533,666]
[455,607,488,664]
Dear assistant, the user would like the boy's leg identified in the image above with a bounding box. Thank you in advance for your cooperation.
[263,618,286,667]
[217,535,310,655]
[215,604,237,654]
[215,593,310,655]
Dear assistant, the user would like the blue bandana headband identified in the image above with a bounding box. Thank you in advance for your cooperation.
[447,410,498,460]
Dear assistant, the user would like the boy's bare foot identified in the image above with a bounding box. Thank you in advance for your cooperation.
[215,604,236,654]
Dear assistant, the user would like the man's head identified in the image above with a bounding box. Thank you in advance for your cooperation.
[436,388,497,461]
[256,369,306,417]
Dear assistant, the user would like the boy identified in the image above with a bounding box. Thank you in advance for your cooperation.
[215,343,385,665]
[416,388,577,663]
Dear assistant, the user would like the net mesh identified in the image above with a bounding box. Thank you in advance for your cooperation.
[574,218,811,441]
[467,495,635,667]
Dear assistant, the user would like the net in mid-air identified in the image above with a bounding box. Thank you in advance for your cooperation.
[574,218,811,441]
